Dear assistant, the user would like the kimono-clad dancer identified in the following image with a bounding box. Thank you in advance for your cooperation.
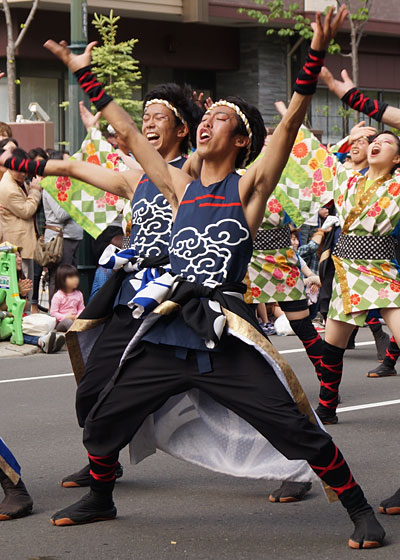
[319,64,400,515]
[273,103,390,363]
[3,7,388,549]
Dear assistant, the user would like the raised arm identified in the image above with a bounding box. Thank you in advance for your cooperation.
[239,6,348,231]
[43,40,191,212]
[320,67,400,129]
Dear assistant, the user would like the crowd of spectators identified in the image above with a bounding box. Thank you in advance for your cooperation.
[0,121,85,352]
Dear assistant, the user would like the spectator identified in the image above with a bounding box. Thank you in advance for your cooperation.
[43,151,83,301]
[28,148,49,314]
[46,149,69,160]
[0,122,12,141]
[50,264,85,332]
[28,147,48,161]
[0,249,65,353]
[0,148,42,289]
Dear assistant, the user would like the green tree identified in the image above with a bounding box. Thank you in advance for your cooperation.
[238,1,341,54]
[91,10,142,126]
[239,1,373,86]
[336,0,373,87]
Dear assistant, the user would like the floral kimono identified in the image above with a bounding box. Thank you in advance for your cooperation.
[249,126,341,303]
[329,170,400,325]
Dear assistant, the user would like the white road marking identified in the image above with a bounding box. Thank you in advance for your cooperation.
[0,372,74,383]
[337,399,400,413]
[0,340,398,413]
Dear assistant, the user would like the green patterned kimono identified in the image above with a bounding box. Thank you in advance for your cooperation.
[249,126,345,303]
[328,170,400,325]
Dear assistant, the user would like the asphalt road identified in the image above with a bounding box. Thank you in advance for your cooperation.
[1,327,399,560]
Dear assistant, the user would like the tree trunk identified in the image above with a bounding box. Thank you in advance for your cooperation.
[6,44,17,122]
[3,0,40,122]
[350,22,359,87]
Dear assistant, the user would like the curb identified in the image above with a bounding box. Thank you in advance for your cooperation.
[0,342,41,358]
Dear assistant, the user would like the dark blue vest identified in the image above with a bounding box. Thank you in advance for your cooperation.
[143,172,252,350]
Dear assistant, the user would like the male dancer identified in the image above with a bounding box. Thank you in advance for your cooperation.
[4,7,388,549]
[46,83,203,487]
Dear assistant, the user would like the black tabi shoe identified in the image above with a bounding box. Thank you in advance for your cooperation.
[60,463,124,488]
[315,404,338,425]
[0,476,33,521]
[379,488,400,515]
[51,490,117,526]
[348,504,385,549]
[269,481,312,503]
[366,363,397,378]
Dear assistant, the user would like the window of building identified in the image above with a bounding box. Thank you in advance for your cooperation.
[20,76,62,147]
[311,87,384,144]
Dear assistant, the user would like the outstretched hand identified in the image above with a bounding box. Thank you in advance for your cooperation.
[310,5,348,52]
[320,67,355,99]
[79,101,101,130]
[349,121,377,143]
[0,72,5,80]
[43,40,97,72]
[193,91,213,111]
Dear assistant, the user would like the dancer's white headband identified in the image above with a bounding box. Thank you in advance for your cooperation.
[144,99,187,126]
[206,100,253,165]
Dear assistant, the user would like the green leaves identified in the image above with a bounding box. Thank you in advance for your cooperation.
[91,10,143,127]
[238,0,341,54]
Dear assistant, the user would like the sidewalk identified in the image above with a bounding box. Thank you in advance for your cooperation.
[0,340,41,358]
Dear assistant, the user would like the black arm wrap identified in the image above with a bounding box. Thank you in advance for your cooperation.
[74,65,113,111]
[294,48,325,96]
[341,88,388,122]
[4,156,47,177]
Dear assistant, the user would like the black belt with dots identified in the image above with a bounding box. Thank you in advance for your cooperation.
[253,224,292,251]
[333,233,397,261]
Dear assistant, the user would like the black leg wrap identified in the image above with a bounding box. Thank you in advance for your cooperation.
[289,317,323,379]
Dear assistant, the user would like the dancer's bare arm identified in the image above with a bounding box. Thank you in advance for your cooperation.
[321,67,400,129]
[43,40,191,212]
[239,6,348,236]
[43,159,142,200]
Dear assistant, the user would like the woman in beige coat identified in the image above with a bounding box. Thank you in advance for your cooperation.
[0,151,42,282]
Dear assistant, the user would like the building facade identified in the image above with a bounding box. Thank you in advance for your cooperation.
[1,0,400,147]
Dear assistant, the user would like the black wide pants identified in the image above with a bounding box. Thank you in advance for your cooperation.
[83,335,332,464]
[76,305,140,427]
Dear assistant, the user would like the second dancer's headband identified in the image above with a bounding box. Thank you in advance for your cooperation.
[206,100,253,166]
[144,99,187,127]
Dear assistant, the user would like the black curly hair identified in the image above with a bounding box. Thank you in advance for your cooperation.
[222,96,266,168]
[143,83,204,154]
